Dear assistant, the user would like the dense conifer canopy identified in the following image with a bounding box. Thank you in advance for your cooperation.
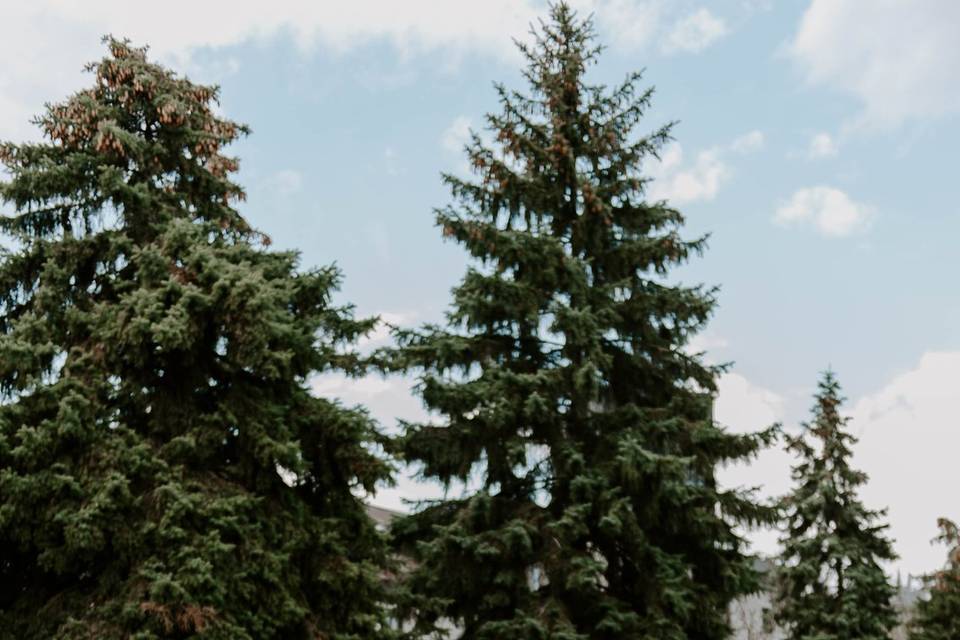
[0,39,394,639]
[774,371,897,640]
[908,518,960,640]
[391,4,776,638]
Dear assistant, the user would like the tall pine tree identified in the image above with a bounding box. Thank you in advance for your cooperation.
[391,5,775,638]
[774,371,897,640]
[0,39,394,639]
[908,518,960,640]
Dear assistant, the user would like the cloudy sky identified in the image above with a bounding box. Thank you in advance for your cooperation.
[3,0,958,579]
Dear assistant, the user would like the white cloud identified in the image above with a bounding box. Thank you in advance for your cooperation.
[685,332,730,358]
[591,0,664,51]
[312,374,399,400]
[714,352,960,576]
[807,132,838,158]
[0,1,542,141]
[788,0,960,129]
[646,130,765,205]
[647,143,731,205]
[714,372,792,557]
[0,1,681,142]
[39,1,540,60]
[715,373,785,434]
[851,352,960,577]
[774,186,875,237]
[684,334,790,555]
[660,8,729,54]
[357,310,418,348]
[311,368,444,512]
[441,115,473,154]
[0,0,749,152]
[730,130,764,154]
[717,352,960,576]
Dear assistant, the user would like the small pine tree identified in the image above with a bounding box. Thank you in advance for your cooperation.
[0,39,394,639]
[774,371,897,640]
[391,4,776,638]
[908,518,960,640]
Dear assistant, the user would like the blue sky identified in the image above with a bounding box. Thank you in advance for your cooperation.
[3,0,959,579]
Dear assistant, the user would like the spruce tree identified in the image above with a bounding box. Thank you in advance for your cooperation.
[391,4,776,638]
[908,518,960,640]
[0,39,393,639]
[774,371,897,640]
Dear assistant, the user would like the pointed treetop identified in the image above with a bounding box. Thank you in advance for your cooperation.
[908,517,960,639]
[1,36,255,241]
[389,3,777,638]
[775,370,898,640]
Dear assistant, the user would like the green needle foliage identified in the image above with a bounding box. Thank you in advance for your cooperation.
[908,518,960,640]
[774,371,897,640]
[390,4,776,638]
[0,39,394,639]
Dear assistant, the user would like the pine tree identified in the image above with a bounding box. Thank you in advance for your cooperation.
[0,39,394,639]
[908,518,960,640]
[390,4,776,638]
[774,371,897,640]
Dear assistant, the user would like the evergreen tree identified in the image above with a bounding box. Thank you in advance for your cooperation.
[391,5,776,638]
[908,518,960,640]
[0,39,394,639]
[774,371,897,640]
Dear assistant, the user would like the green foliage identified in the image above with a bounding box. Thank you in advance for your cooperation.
[908,518,960,640]
[773,371,897,640]
[0,38,394,639]
[389,4,776,638]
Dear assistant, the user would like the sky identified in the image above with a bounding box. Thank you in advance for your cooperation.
[2,0,959,580]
